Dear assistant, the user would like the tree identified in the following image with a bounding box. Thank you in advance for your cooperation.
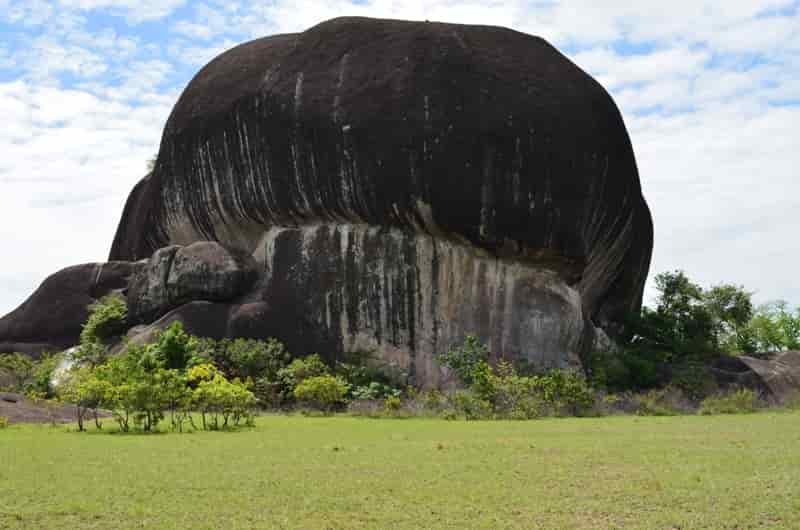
[703,284,754,352]
[191,370,256,429]
[628,271,754,361]
[0,353,35,391]
[739,301,800,355]
[59,367,111,431]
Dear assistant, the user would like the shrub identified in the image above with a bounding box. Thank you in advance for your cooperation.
[527,370,595,417]
[383,395,402,414]
[634,387,692,416]
[436,337,595,418]
[279,354,329,397]
[58,367,111,431]
[155,321,197,370]
[0,416,8,429]
[489,366,545,420]
[193,374,257,430]
[588,348,662,392]
[699,388,759,415]
[351,381,401,401]
[73,340,109,368]
[189,337,291,408]
[293,375,349,412]
[671,362,717,402]
[447,390,493,420]
[0,353,35,391]
[26,353,61,399]
[80,293,128,344]
[436,335,490,386]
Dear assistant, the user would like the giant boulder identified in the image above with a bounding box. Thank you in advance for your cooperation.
[3,17,653,387]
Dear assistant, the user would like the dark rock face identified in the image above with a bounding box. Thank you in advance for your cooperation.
[2,17,654,386]
[107,17,653,383]
[127,242,258,325]
[110,16,652,332]
[0,262,139,357]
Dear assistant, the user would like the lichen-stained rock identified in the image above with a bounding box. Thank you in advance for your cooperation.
[0,262,140,357]
[127,242,258,325]
[255,224,588,386]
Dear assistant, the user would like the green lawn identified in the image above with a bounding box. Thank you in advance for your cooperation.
[1,413,799,529]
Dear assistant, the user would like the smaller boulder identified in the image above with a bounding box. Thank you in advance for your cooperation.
[127,242,258,325]
[0,261,140,357]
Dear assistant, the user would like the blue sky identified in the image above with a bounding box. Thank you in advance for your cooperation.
[0,0,799,316]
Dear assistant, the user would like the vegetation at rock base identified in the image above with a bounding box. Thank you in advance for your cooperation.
[79,293,128,346]
[0,351,60,398]
[293,374,350,412]
[589,269,800,394]
[699,388,759,415]
[4,268,799,432]
[3,414,800,529]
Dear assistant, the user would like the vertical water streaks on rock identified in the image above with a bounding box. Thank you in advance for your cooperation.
[251,223,586,385]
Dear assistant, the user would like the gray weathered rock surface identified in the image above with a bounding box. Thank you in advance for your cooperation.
[127,241,257,325]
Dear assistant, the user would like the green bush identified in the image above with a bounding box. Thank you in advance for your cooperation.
[155,321,197,370]
[279,354,329,396]
[293,375,349,412]
[192,373,257,430]
[699,388,759,415]
[383,395,402,414]
[489,365,545,420]
[351,381,401,401]
[58,367,111,431]
[80,293,128,344]
[0,353,36,392]
[436,335,490,386]
[190,337,292,408]
[588,348,662,392]
[671,363,717,402]
[529,370,595,416]
[0,416,8,429]
[447,390,493,420]
[436,337,596,419]
[634,387,690,416]
[22,353,61,399]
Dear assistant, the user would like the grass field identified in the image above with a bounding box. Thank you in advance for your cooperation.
[2,413,799,529]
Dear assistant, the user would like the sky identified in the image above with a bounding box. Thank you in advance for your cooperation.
[0,0,798,317]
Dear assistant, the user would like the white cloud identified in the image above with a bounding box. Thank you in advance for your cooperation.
[56,0,187,22]
[0,80,170,315]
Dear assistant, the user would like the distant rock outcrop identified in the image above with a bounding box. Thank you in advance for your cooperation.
[712,351,800,403]
[1,17,654,386]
